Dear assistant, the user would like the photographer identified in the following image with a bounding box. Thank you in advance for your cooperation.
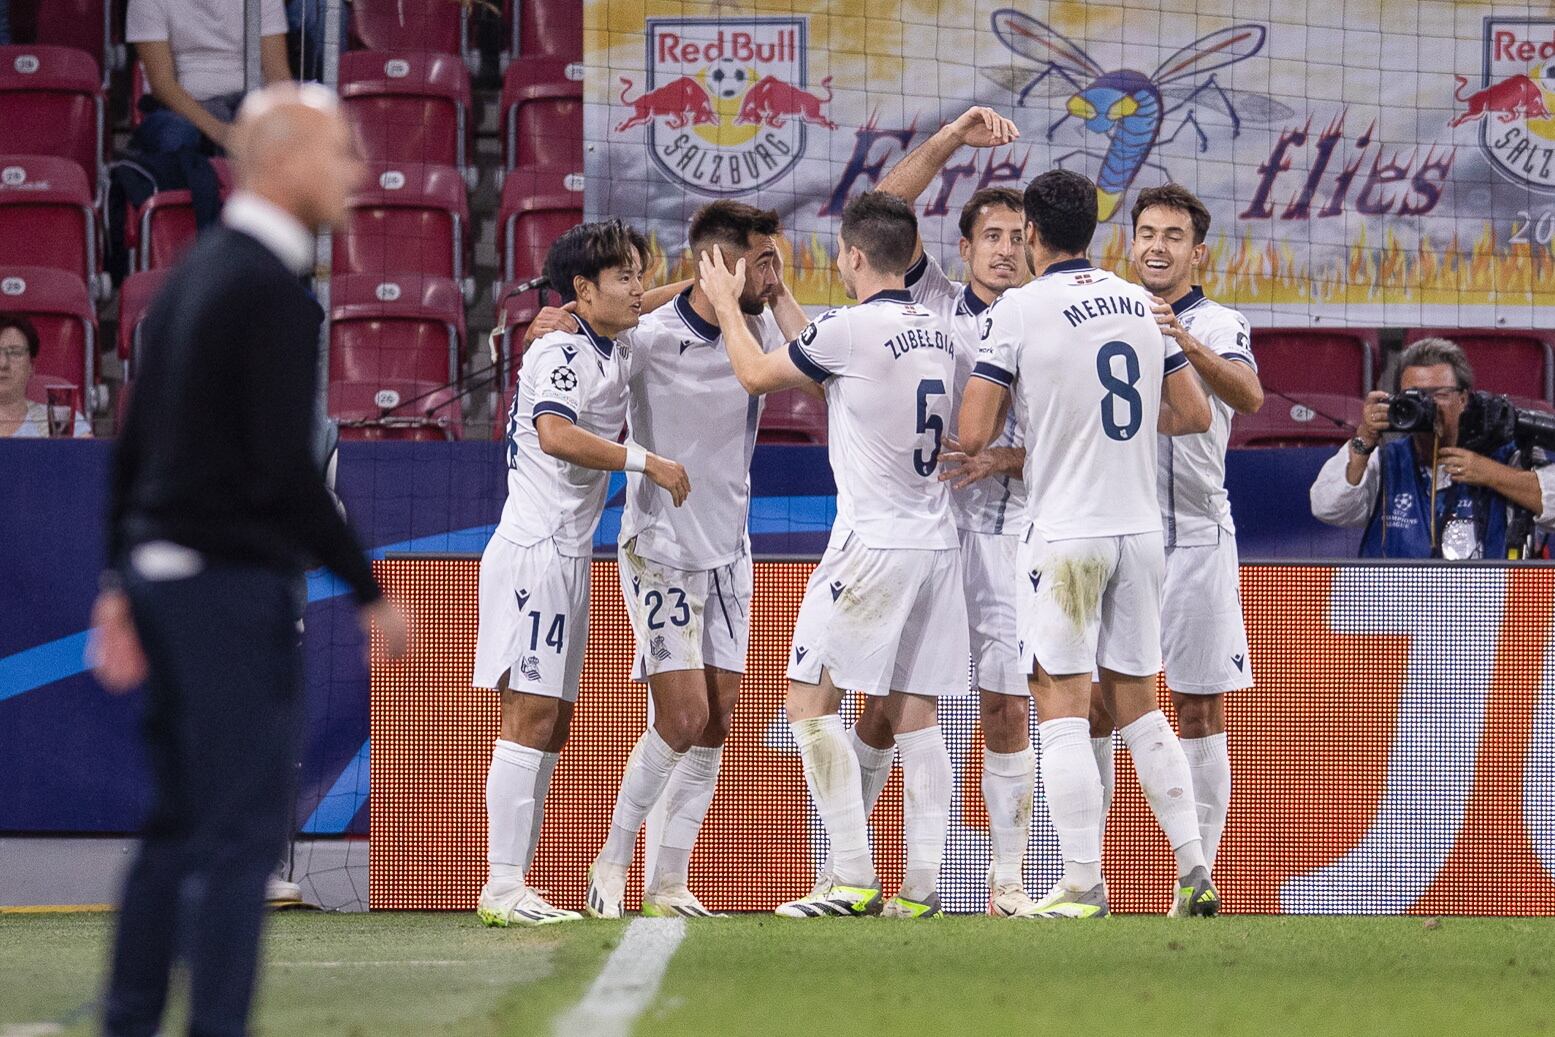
[1310,337,1555,558]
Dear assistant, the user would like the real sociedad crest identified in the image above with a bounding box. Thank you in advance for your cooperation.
[616,17,834,196]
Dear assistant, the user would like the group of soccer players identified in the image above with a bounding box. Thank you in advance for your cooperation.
[471,105,1262,924]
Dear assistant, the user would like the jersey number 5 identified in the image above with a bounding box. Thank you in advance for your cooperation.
[1096,341,1142,441]
[914,378,947,476]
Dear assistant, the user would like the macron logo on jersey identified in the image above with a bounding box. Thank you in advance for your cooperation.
[1061,294,1148,328]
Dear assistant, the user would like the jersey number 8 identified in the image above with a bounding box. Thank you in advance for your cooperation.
[1096,341,1142,441]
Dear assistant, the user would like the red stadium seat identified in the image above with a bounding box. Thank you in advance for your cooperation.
[1250,327,1378,397]
[504,0,582,61]
[1403,328,1555,406]
[0,266,97,408]
[1228,393,1362,449]
[499,165,583,283]
[129,61,147,129]
[329,274,466,386]
[338,51,474,184]
[759,388,828,444]
[0,45,105,188]
[117,268,168,376]
[0,155,101,296]
[134,159,234,272]
[329,379,464,441]
[493,282,542,383]
[31,0,119,88]
[501,58,583,171]
[348,0,468,58]
[335,163,471,295]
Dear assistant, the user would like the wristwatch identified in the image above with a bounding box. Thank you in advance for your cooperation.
[1350,436,1377,456]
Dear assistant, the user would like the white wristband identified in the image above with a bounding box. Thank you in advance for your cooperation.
[624,444,648,473]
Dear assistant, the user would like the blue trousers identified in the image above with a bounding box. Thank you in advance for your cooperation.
[103,564,303,1037]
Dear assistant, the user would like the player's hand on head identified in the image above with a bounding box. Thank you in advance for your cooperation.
[525,302,580,344]
[360,598,411,661]
[697,245,747,308]
[955,105,1020,148]
[646,454,692,507]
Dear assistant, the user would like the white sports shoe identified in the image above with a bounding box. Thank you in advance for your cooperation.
[585,861,627,919]
[265,875,305,908]
[774,873,834,918]
[476,883,582,927]
[641,884,726,918]
[988,879,1043,918]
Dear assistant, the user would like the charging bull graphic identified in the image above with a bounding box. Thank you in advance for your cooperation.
[620,17,828,195]
[1464,19,1555,191]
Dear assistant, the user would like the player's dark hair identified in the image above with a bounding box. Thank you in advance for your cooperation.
[1131,183,1212,245]
[958,187,1023,242]
[1022,169,1097,255]
[0,313,41,360]
[689,201,781,256]
[544,220,649,304]
[838,190,918,275]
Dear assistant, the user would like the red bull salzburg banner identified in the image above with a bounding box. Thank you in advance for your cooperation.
[584,1,1555,327]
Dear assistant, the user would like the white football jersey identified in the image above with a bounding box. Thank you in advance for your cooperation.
[905,252,1026,536]
[618,290,786,570]
[1157,288,1255,547]
[496,318,629,556]
[789,288,959,550]
[974,259,1186,542]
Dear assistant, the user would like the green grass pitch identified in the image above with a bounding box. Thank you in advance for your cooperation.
[3,912,1552,1036]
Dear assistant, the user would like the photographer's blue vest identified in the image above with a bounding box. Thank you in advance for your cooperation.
[1360,438,1513,558]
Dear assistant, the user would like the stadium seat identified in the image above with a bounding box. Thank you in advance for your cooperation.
[338,51,474,186]
[1228,393,1362,449]
[0,155,102,297]
[348,0,468,59]
[494,376,518,441]
[499,165,583,283]
[116,268,168,377]
[0,266,98,408]
[129,61,146,129]
[504,0,583,61]
[335,163,471,296]
[328,379,464,441]
[493,282,542,383]
[133,159,234,272]
[1403,328,1555,407]
[759,388,829,444]
[1250,327,1378,397]
[29,0,119,88]
[329,274,466,386]
[0,45,105,189]
[500,58,583,172]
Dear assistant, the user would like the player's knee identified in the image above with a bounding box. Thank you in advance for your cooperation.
[853,700,894,749]
[655,699,710,752]
[1173,693,1225,739]
[1087,695,1115,738]
[697,706,734,747]
[980,693,1029,739]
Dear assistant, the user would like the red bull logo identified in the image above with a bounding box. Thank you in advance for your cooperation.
[620,18,830,195]
[1459,19,1555,191]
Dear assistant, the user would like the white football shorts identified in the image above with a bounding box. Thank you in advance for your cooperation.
[619,539,752,679]
[960,528,1027,697]
[1161,535,1253,695]
[787,532,971,698]
[472,533,589,700]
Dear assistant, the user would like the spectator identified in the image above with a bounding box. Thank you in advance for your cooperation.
[127,0,292,155]
[1310,337,1554,558]
[0,315,91,438]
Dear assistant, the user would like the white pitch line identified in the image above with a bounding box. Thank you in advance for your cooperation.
[553,917,687,1037]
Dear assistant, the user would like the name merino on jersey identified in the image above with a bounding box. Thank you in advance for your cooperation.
[973,259,1186,541]
[788,289,959,550]
[1159,287,1256,547]
[618,290,786,569]
[497,318,629,554]
[905,252,1026,535]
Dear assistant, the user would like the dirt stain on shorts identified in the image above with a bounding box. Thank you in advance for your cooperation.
[1050,556,1110,633]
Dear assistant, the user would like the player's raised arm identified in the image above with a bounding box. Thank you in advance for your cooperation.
[699,246,814,395]
[879,106,1020,262]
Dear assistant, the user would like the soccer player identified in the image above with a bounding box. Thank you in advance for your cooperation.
[582,202,809,919]
[700,191,969,918]
[797,106,1048,917]
[1086,184,1263,910]
[473,220,691,927]
[959,170,1220,919]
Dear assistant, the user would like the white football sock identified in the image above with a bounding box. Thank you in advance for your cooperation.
[896,726,952,903]
[816,728,894,882]
[523,751,559,874]
[1182,733,1231,870]
[650,744,723,890]
[1092,735,1115,850]
[791,715,875,887]
[1038,717,1103,891]
[600,727,685,869]
[1120,710,1208,876]
[486,739,543,888]
[982,745,1034,888]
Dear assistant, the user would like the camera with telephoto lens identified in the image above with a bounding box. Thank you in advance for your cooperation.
[1458,390,1555,453]
[1385,388,1438,434]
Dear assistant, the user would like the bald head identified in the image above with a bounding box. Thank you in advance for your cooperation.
[229,83,365,231]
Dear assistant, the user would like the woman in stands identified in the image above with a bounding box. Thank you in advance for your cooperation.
[0,315,91,438]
